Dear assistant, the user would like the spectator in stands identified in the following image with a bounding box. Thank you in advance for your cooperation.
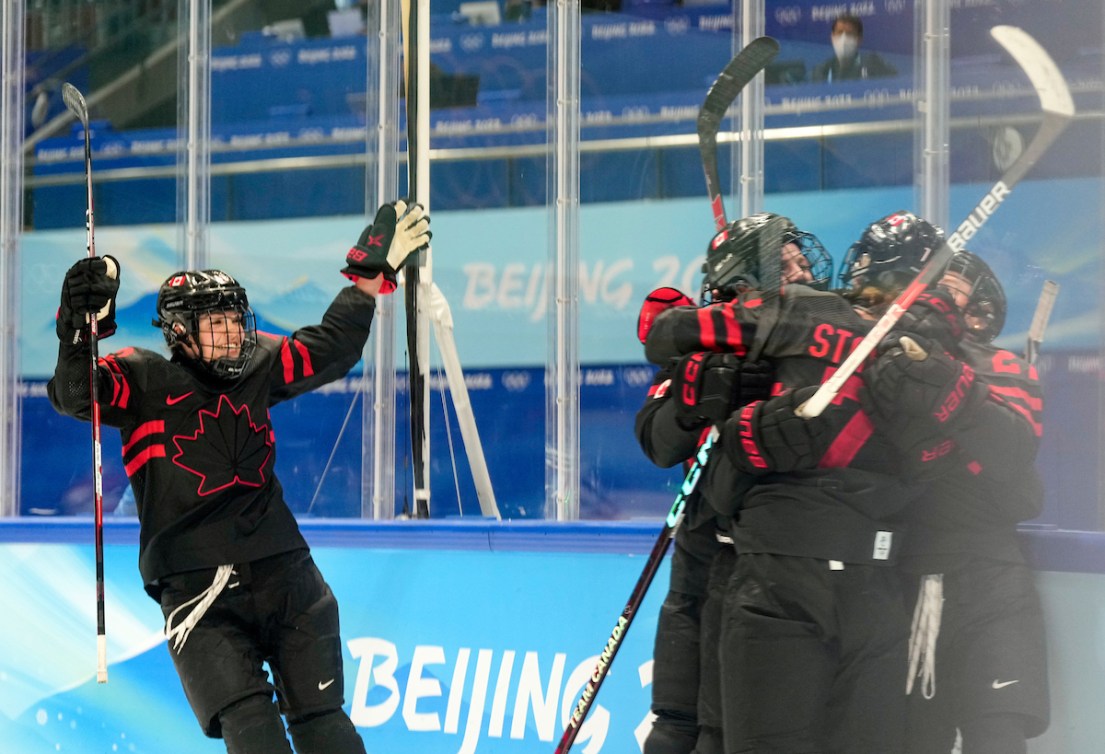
[504,0,532,22]
[812,14,898,83]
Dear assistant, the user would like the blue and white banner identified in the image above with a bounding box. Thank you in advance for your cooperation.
[0,539,665,753]
[20,180,1104,376]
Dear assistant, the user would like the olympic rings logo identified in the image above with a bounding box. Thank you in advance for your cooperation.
[774,7,802,26]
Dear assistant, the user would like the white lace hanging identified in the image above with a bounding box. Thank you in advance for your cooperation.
[906,573,944,699]
[164,564,235,652]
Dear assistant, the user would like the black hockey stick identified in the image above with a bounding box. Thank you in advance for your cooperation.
[1025,280,1059,365]
[401,0,430,517]
[557,47,787,749]
[797,25,1074,418]
[555,427,719,754]
[60,81,108,685]
[697,36,779,231]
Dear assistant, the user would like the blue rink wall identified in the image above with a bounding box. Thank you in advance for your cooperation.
[1,521,1105,753]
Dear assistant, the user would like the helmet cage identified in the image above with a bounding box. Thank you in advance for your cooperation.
[939,251,1007,342]
[155,270,258,380]
[788,230,834,291]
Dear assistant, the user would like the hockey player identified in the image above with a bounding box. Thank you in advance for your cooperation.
[636,213,832,754]
[853,243,1050,754]
[48,200,431,754]
[642,212,924,753]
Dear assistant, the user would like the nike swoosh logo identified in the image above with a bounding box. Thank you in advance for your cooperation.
[992,679,1020,689]
[318,679,335,691]
[165,392,194,406]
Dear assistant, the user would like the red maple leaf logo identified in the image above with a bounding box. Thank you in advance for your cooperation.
[172,395,273,496]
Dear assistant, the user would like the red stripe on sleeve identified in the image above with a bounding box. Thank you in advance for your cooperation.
[987,385,1043,437]
[280,338,295,384]
[124,446,166,476]
[988,384,1043,413]
[716,305,746,355]
[696,307,717,350]
[294,339,314,378]
[99,355,130,409]
[122,420,165,454]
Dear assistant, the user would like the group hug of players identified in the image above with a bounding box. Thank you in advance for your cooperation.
[636,210,1048,754]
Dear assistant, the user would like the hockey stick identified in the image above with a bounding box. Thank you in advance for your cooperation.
[797,26,1074,418]
[60,81,108,685]
[697,36,779,231]
[555,427,719,754]
[557,43,783,750]
[1025,280,1059,365]
[401,0,431,517]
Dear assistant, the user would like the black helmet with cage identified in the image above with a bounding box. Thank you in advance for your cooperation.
[153,270,258,380]
[938,250,1007,343]
[701,212,833,304]
[786,224,833,291]
[838,210,943,294]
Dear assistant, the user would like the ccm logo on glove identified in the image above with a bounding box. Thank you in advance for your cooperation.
[342,199,431,294]
[679,353,704,405]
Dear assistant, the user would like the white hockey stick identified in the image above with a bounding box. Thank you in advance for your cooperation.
[797,26,1074,419]
[1025,280,1060,365]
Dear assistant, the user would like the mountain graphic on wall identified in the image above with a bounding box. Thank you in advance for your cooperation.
[115,291,296,337]
[27,279,339,377]
[41,291,296,345]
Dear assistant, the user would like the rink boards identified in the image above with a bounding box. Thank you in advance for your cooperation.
[1,520,1104,753]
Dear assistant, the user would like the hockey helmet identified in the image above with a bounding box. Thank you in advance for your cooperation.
[786,227,834,291]
[838,210,943,292]
[153,270,257,380]
[938,251,1007,343]
[701,213,832,303]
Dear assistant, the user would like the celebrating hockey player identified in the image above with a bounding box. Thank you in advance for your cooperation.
[636,213,832,754]
[843,219,1050,754]
[641,211,921,753]
[48,200,430,754]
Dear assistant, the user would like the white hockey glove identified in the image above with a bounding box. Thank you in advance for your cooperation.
[342,199,432,294]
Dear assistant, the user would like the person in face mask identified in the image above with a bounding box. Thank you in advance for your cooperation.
[812,14,899,83]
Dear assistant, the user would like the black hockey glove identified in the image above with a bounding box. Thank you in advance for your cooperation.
[721,386,832,474]
[670,352,774,428]
[637,287,694,345]
[895,289,966,354]
[342,199,431,294]
[863,333,986,432]
[57,255,120,343]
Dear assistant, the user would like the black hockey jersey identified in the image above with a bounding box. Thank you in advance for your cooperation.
[897,339,1044,573]
[49,285,375,598]
[646,285,917,565]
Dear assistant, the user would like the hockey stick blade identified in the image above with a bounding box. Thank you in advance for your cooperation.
[1025,280,1059,365]
[796,26,1073,419]
[555,428,719,754]
[61,82,90,127]
[697,37,779,230]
